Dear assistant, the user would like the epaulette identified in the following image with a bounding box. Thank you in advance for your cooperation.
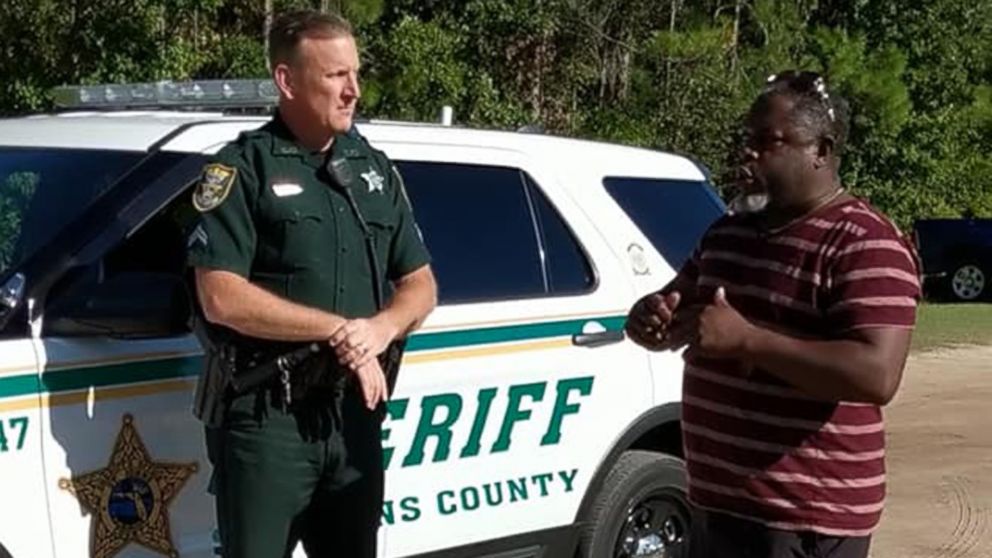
[346,125,411,206]
[348,124,389,162]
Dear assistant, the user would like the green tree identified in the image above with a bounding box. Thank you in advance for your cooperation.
[1,0,990,228]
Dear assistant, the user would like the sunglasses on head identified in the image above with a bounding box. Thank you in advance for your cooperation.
[765,71,836,122]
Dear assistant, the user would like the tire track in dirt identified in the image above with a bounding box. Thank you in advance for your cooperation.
[930,476,989,558]
[871,345,992,558]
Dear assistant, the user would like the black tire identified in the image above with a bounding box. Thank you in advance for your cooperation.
[577,450,691,558]
[946,261,987,301]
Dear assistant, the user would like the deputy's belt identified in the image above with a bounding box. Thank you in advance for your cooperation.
[226,338,404,408]
[229,342,322,406]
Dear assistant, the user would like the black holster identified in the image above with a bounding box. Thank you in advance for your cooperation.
[192,344,235,428]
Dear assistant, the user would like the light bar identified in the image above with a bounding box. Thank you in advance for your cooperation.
[52,79,279,109]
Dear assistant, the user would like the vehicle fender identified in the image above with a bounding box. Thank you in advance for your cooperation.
[574,402,682,522]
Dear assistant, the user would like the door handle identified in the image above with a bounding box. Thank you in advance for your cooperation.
[572,330,625,348]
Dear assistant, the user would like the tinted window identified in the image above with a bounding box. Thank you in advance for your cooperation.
[0,148,142,276]
[604,177,725,269]
[397,162,593,303]
[398,162,544,303]
[525,175,595,294]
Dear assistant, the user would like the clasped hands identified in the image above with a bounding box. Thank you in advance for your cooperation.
[326,316,399,410]
[625,287,755,362]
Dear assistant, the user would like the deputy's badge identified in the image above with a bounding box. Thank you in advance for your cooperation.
[60,414,198,558]
[361,169,385,194]
[192,163,237,212]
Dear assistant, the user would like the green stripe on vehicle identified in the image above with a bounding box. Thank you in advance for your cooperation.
[406,315,626,351]
[0,374,41,399]
[41,357,203,393]
[0,315,626,398]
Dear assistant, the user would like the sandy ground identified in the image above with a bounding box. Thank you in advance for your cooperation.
[871,344,992,558]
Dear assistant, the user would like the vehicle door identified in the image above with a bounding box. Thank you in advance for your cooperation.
[374,144,650,557]
[599,174,726,404]
[17,148,217,558]
[0,147,75,558]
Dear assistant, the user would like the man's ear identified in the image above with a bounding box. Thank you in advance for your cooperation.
[816,136,836,167]
[273,63,294,101]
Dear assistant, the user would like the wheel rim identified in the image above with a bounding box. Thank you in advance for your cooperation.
[952,265,985,300]
[614,489,690,558]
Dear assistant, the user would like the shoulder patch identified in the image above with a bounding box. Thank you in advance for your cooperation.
[192,163,237,212]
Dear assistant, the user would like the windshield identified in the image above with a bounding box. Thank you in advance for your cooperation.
[0,148,143,276]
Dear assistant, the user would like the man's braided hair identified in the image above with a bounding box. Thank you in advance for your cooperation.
[761,70,851,155]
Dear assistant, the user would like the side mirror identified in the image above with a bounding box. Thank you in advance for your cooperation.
[44,271,191,338]
[0,273,26,330]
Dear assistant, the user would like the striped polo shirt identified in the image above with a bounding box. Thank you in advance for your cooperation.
[678,197,921,536]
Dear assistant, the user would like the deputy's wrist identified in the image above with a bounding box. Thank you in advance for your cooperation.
[371,312,403,342]
[323,315,348,342]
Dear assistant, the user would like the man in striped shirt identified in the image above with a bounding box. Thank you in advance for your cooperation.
[626,71,920,558]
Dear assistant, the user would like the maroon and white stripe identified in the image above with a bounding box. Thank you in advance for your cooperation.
[679,198,920,536]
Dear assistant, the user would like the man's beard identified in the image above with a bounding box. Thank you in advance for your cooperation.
[728,192,769,214]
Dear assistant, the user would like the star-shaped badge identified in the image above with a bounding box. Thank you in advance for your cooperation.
[361,169,385,193]
[60,414,198,558]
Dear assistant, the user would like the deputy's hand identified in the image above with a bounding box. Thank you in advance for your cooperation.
[328,317,398,370]
[685,287,755,360]
[350,357,388,410]
[625,291,685,350]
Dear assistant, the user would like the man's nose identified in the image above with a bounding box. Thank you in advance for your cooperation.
[740,146,758,161]
[345,72,361,100]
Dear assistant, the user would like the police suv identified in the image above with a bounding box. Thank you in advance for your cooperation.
[0,80,724,558]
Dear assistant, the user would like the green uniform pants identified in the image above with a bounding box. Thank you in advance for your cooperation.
[206,386,384,558]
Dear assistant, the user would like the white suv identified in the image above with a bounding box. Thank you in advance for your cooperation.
[0,81,725,558]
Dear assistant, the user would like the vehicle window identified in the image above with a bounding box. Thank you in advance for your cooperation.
[603,177,725,269]
[43,188,196,338]
[0,148,142,276]
[396,161,548,304]
[524,174,595,294]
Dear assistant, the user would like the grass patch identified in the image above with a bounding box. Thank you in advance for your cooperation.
[912,303,992,352]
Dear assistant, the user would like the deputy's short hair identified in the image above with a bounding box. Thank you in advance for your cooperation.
[268,10,353,66]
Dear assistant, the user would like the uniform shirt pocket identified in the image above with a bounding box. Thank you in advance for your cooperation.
[267,204,330,271]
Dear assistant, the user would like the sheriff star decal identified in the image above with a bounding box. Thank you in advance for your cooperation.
[192,163,237,212]
[361,168,385,193]
[60,414,198,558]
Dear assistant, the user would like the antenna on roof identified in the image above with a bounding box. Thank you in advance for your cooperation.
[439,105,454,126]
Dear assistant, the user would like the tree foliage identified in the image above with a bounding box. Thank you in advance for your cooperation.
[2,0,990,228]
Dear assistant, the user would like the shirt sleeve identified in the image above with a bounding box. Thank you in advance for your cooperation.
[186,149,258,277]
[385,162,432,280]
[825,223,922,331]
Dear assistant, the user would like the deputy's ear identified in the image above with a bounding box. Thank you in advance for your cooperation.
[273,63,294,101]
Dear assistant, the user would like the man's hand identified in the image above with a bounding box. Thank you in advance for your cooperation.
[328,316,399,370]
[626,291,685,350]
[350,358,388,410]
[686,287,755,360]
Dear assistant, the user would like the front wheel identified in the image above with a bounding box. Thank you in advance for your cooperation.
[948,262,987,301]
[577,450,692,558]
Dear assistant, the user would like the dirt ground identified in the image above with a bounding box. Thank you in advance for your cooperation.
[871,344,992,558]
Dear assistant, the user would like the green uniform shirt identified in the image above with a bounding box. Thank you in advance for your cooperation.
[187,115,430,320]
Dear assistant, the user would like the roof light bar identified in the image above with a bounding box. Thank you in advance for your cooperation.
[52,79,279,109]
